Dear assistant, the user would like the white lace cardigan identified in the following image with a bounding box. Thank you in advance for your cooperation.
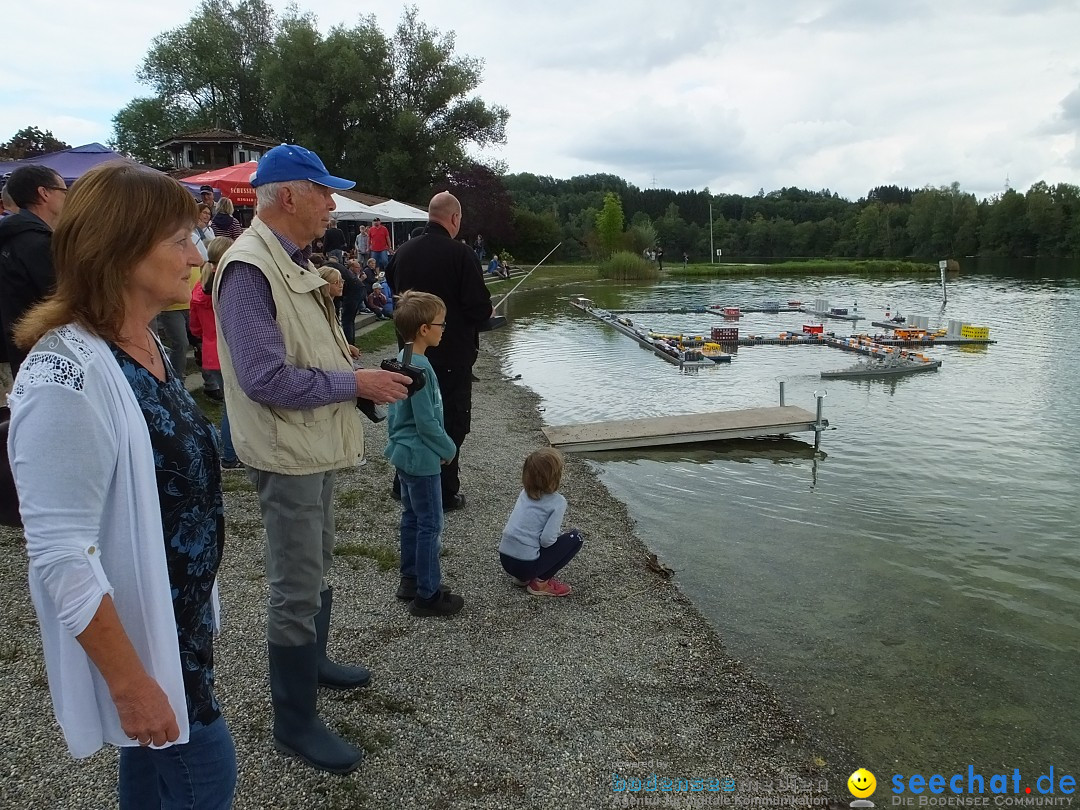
[8,323,191,757]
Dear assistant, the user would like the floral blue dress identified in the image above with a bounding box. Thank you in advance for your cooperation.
[111,344,225,730]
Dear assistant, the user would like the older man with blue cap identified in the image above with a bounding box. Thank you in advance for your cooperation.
[213,144,411,774]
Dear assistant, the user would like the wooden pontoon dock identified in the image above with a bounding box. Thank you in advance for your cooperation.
[542,406,824,452]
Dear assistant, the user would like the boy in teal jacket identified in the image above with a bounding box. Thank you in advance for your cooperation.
[385,291,464,617]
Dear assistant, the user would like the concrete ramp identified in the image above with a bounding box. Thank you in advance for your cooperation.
[543,406,823,452]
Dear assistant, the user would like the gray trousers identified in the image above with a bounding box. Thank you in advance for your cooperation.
[156,310,189,381]
[248,467,337,646]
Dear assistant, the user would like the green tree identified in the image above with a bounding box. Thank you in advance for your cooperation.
[439,161,515,248]
[594,192,625,257]
[626,220,657,255]
[1052,183,1080,256]
[111,2,507,200]
[791,221,816,256]
[511,207,561,262]
[0,126,71,161]
[980,190,1032,257]
[125,0,277,135]
[855,204,886,257]
[111,98,200,166]
[1025,181,1062,255]
[770,217,796,257]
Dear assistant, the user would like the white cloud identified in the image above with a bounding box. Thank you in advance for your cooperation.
[2,0,1078,199]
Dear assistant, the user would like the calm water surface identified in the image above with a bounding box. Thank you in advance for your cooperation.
[488,262,1080,775]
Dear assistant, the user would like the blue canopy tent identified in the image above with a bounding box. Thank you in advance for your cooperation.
[0,143,146,185]
[0,143,206,197]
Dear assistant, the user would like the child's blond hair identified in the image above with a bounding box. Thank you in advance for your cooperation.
[522,448,564,500]
[393,290,445,342]
[201,236,233,292]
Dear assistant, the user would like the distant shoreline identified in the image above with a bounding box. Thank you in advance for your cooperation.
[668,259,939,276]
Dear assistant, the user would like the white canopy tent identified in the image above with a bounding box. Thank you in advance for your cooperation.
[331,194,383,220]
[331,195,427,223]
[367,199,428,222]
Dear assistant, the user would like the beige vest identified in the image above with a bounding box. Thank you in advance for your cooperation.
[212,217,363,475]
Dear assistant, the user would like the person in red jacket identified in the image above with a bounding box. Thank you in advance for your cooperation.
[189,236,240,470]
[367,217,391,270]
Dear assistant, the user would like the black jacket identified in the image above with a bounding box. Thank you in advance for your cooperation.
[386,223,492,371]
[0,210,55,372]
[323,227,347,253]
[329,258,365,304]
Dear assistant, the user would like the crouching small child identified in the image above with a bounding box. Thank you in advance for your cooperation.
[498,448,583,597]
[385,291,463,617]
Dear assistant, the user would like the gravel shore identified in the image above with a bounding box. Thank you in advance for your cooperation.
[0,340,848,809]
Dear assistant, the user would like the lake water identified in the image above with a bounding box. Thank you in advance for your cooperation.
[488,260,1080,777]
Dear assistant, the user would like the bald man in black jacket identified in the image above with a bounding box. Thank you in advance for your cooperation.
[386,192,492,510]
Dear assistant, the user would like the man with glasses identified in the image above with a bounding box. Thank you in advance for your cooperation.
[0,165,67,374]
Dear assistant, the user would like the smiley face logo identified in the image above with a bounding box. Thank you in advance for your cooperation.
[848,768,876,798]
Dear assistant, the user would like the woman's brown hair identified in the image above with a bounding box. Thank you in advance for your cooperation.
[15,161,197,348]
[522,448,564,500]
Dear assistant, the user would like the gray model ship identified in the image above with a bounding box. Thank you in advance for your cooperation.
[821,354,941,379]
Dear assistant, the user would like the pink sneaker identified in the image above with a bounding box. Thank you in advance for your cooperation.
[526,577,572,597]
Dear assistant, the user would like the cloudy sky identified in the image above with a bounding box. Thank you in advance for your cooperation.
[3,0,1078,200]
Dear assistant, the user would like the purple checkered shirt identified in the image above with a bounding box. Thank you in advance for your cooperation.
[217,225,356,409]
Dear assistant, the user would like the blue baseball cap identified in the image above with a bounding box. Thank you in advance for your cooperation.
[251,144,355,190]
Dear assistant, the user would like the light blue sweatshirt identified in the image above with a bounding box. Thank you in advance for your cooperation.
[498,490,567,561]
[384,353,458,476]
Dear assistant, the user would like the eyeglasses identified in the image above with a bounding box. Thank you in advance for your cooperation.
[429,321,447,329]
[45,186,68,194]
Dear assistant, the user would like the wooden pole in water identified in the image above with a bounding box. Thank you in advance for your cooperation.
[939,260,948,304]
[813,391,827,451]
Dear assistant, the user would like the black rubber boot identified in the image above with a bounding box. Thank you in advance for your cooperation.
[267,642,364,774]
[316,588,371,690]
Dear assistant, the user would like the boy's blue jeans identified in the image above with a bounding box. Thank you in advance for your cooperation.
[398,470,444,599]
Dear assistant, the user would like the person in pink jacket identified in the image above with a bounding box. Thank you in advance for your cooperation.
[190,236,241,470]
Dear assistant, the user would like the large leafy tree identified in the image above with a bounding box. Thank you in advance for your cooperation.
[111,99,200,167]
[112,2,508,201]
[0,127,71,161]
[134,0,276,134]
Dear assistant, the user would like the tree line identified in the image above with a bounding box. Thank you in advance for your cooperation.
[498,176,1080,263]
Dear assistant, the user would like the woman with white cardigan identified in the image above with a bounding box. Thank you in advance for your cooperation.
[7,163,235,809]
